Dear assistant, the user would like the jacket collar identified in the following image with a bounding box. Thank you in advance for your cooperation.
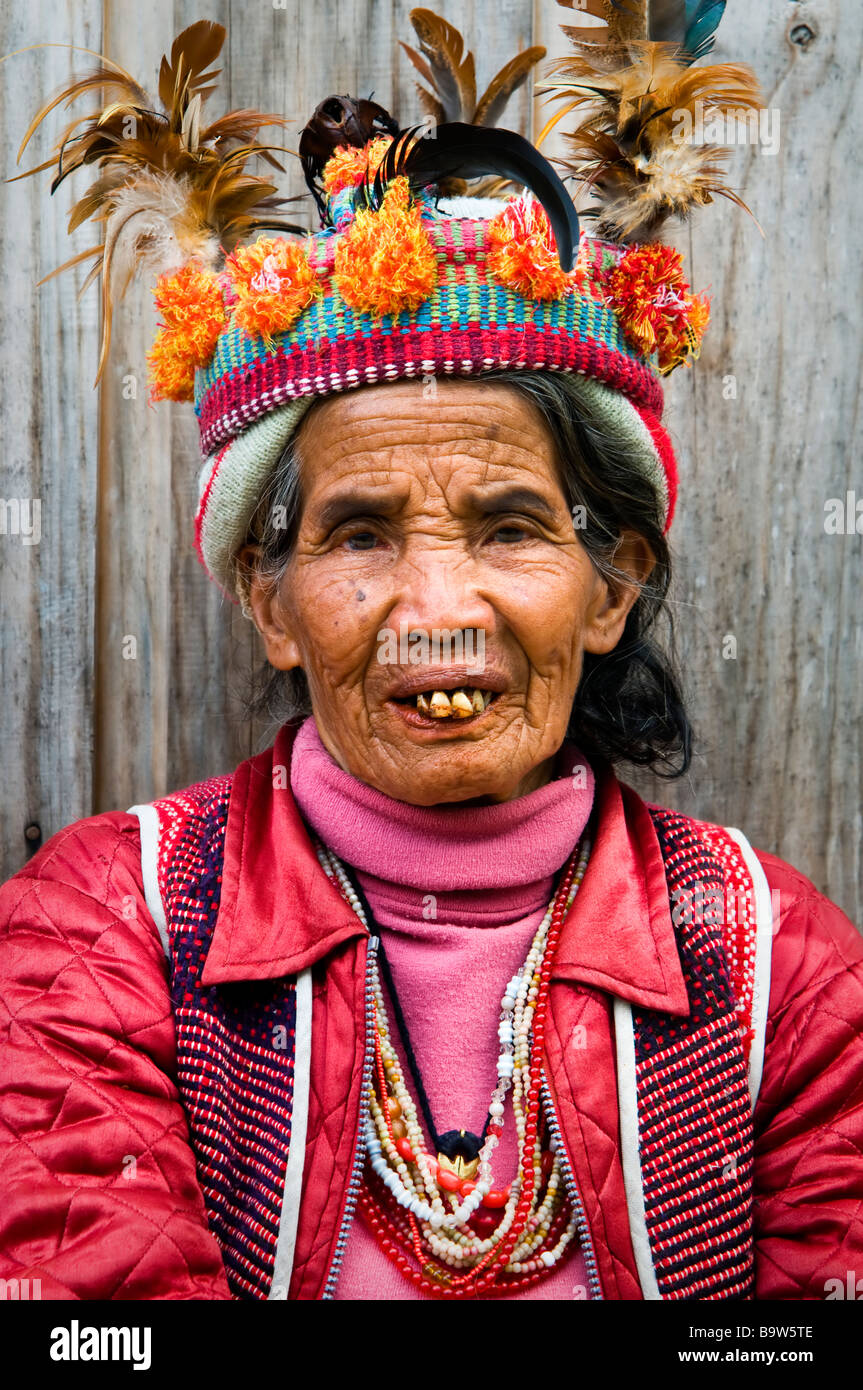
[201,724,689,1015]
[551,767,689,1013]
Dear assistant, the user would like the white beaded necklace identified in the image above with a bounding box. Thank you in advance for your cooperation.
[315,834,592,1280]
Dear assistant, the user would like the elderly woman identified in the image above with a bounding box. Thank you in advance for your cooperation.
[2,14,862,1303]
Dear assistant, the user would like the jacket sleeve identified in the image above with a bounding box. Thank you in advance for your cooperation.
[752,850,863,1300]
[0,814,232,1300]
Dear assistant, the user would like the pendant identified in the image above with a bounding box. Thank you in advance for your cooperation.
[436,1128,482,1182]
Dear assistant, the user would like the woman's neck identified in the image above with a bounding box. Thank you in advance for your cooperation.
[289,716,595,929]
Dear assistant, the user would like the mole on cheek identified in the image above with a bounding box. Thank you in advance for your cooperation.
[356,590,366,602]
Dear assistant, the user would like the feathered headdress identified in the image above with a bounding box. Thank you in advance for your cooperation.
[10,6,764,598]
[11,19,305,382]
[536,0,763,241]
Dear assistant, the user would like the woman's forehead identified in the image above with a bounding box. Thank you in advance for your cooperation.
[294,378,559,483]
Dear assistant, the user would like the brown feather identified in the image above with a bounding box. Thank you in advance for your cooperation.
[400,8,546,198]
[15,61,150,163]
[414,84,447,126]
[405,9,545,132]
[409,9,477,123]
[34,244,104,289]
[12,22,306,384]
[606,0,649,44]
[399,40,438,92]
[557,0,649,50]
[157,19,226,123]
[537,37,763,241]
[474,47,547,127]
[76,256,106,298]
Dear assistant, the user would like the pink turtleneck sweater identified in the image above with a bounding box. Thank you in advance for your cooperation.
[290,716,595,1300]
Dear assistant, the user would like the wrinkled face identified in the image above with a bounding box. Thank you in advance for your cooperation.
[247,379,648,804]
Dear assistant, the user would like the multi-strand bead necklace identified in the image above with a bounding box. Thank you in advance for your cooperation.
[316,833,591,1299]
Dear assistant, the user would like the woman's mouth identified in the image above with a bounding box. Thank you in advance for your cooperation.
[388,685,499,727]
[418,687,494,718]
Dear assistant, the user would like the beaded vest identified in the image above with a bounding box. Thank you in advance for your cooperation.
[133,775,764,1301]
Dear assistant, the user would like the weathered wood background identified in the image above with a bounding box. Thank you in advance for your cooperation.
[1,0,860,925]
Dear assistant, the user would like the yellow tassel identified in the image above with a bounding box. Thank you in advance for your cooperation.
[147,333,199,403]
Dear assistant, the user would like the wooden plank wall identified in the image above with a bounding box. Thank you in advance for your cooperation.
[0,2,102,878]
[1,1,860,926]
[633,0,863,930]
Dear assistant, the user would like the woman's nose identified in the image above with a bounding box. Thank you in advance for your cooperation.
[386,546,493,639]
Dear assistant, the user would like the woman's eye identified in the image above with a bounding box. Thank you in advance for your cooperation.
[344,530,379,551]
[490,524,528,543]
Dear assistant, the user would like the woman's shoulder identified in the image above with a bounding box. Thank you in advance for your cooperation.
[0,809,173,1059]
[0,808,146,919]
[708,821,863,972]
[632,783,862,970]
[689,807,863,1002]
[750,845,863,1014]
[753,845,859,939]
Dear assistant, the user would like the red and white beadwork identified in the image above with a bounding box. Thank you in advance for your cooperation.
[316,835,591,1296]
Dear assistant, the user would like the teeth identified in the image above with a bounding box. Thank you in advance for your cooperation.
[429,691,453,718]
[417,687,494,717]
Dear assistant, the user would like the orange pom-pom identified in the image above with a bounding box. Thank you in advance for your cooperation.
[487,196,580,301]
[333,177,438,319]
[322,136,393,197]
[225,237,320,346]
[147,262,227,402]
[147,331,198,403]
[609,244,710,374]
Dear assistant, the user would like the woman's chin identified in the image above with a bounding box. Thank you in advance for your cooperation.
[320,702,559,805]
[363,742,553,807]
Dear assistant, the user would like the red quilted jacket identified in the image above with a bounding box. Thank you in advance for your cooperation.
[1,729,862,1300]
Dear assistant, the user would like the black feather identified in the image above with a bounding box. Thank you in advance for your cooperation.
[366,122,580,271]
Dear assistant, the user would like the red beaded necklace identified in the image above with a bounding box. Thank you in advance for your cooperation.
[321,836,590,1299]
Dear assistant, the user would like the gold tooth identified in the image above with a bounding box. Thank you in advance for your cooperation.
[417,692,430,713]
[471,688,485,713]
[429,691,453,718]
[451,690,473,717]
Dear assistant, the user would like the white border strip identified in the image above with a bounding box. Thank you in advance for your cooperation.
[723,827,774,1110]
[127,804,170,959]
[613,996,662,1300]
[268,966,313,1300]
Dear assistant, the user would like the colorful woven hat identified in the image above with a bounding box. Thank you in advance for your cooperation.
[18,4,761,602]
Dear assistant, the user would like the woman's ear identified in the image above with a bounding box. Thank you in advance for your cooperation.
[582,530,657,656]
[235,544,303,672]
